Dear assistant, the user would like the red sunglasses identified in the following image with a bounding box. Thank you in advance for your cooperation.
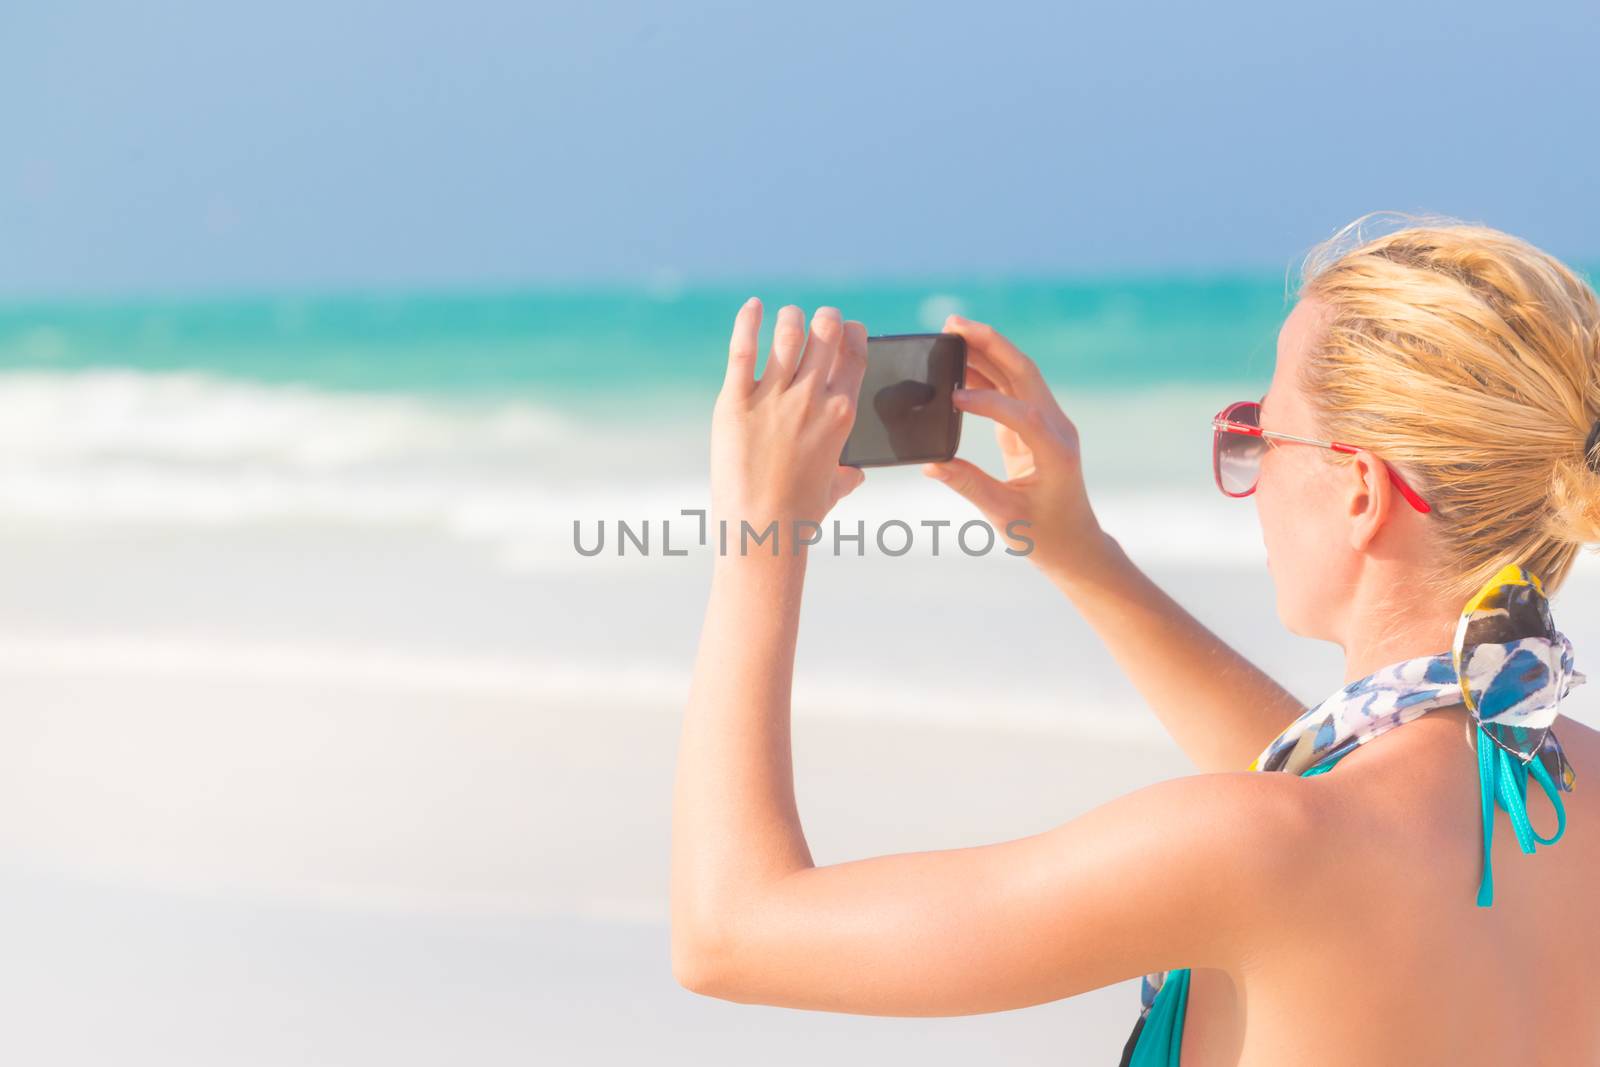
[1211,399,1432,514]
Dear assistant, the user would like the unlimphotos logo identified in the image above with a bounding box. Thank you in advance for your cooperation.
[573,510,1034,558]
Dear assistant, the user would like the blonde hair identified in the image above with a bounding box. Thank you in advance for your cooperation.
[1297,213,1600,603]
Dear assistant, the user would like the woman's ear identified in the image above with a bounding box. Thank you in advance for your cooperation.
[1344,447,1393,552]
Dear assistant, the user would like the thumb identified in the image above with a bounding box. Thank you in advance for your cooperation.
[830,465,867,506]
[922,459,1009,520]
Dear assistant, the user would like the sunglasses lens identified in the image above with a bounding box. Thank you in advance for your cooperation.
[1215,402,1266,495]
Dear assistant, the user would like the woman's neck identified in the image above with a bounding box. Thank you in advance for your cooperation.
[1338,584,1460,685]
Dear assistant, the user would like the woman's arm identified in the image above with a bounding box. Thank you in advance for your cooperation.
[670,300,1326,1013]
[1049,536,1305,773]
[677,762,1320,1014]
[671,299,867,976]
[925,316,1305,773]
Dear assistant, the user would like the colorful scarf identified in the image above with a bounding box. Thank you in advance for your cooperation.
[1121,563,1583,1066]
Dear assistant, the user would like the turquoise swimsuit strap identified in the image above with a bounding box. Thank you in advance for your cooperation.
[1122,966,1189,1067]
[1475,724,1567,907]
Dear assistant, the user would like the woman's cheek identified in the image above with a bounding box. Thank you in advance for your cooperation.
[1255,469,1313,634]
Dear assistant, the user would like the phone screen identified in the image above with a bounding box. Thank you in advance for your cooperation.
[839,333,966,468]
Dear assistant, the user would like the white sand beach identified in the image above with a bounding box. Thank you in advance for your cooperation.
[1,503,1597,1064]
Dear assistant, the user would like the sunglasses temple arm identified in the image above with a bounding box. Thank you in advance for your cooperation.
[1386,467,1432,514]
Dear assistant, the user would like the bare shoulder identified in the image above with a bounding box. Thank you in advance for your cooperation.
[1045,768,1334,972]
[1555,713,1600,759]
[1550,713,1600,827]
[1086,767,1323,844]
[1281,711,1600,900]
[1057,767,1324,874]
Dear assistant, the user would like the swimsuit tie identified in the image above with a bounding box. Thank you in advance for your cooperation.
[1475,723,1568,906]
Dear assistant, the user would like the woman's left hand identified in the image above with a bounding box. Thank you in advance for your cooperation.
[710,299,870,533]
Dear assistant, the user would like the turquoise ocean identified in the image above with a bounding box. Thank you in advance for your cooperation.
[0,275,1309,569]
[5,265,1599,577]
[0,275,1295,395]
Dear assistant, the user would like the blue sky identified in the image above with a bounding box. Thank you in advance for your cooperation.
[5,1,1598,295]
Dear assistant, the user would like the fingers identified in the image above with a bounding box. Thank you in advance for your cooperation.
[791,306,842,392]
[828,319,869,399]
[963,344,1018,395]
[963,363,998,393]
[943,313,1050,401]
[724,297,762,396]
[922,458,1010,519]
[830,464,866,507]
[952,387,1065,458]
[761,304,808,386]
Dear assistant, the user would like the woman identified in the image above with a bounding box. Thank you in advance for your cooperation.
[669,218,1600,1065]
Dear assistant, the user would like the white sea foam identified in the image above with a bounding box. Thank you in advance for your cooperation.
[0,369,1264,570]
[0,368,574,466]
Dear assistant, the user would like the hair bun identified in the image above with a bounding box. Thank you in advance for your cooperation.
[1550,423,1600,546]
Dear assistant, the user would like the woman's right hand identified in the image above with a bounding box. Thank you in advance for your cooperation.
[923,314,1112,585]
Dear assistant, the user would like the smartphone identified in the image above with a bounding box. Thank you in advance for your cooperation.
[839,333,967,468]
